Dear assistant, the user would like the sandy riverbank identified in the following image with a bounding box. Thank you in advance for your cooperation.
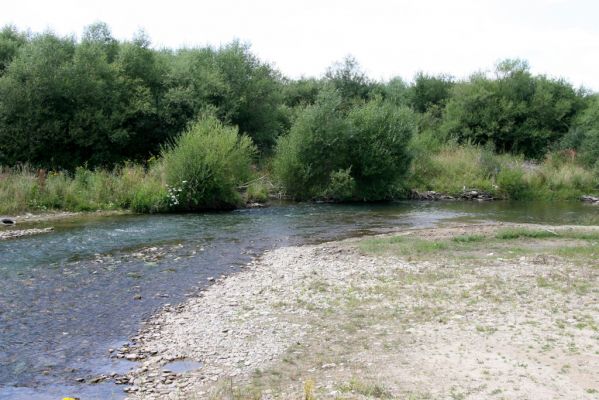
[118,222,599,399]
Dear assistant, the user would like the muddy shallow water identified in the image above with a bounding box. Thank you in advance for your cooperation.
[0,201,597,399]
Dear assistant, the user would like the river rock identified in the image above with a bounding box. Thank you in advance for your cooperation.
[410,190,455,200]
[581,195,599,204]
[460,189,493,201]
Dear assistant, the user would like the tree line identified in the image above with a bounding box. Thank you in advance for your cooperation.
[0,23,597,206]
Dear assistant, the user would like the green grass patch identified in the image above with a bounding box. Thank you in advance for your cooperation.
[496,228,599,241]
[0,164,168,214]
[408,142,599,200]
[339,378,392,399]
[495,228,559,239]
[452,234,486,243]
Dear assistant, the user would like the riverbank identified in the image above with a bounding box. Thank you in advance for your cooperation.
[0,210,130,240]
[118,222,599,399]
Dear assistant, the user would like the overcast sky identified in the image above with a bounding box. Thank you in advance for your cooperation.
[3,0,598,89]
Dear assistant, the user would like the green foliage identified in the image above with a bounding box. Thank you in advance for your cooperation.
[0,26,285,169]
[0,24,597,209]
[497,168,530,200]
[0,164,167,214]
[274,90,415,201]
[382,77,411,107]
[213,41,286,150]
[323,168,356,201]
[325,56,373,108]
[409,72,454,113]
[274,88,350,199]
[282,77,323,108]
[558,96,599,168]
[452,234,485,243]
[161,116,256,210]
[441,59,585,158]
[0,26,171,169]
[347,97,416,199]
[408,144,500,195]
[409,142,597,200]
[0,25,28,76]
[245,180,270,203]
[495,228,558,240]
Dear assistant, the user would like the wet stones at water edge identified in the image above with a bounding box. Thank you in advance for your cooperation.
[245,202,266,208]
[460,189,494,201]
[0,226,54,240]
[581,195,599,204]
[410,189,494,201]
[410,190,455,201]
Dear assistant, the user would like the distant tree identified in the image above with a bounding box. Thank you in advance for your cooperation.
[409,72,454,113]
[382,77,411,107]
[441,59,584,158]
[347,97,416,199]
[82,22,118,62]
[282,77,323,108]
[559,96,599,168]
[0,33,78,167]
[214,42,286,151]
[0,25,28,76]
[325,56,373,108]
[274,88,415,200]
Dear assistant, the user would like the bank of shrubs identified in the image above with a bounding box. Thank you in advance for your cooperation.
[0,117,257,214]
[162,116,255,210]
[0,164,167,214]
[274,90,415,201]
[408,141,597,200]
[0,23,598,214]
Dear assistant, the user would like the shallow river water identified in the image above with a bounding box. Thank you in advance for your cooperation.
[0,201,597,399]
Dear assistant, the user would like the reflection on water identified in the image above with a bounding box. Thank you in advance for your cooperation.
[0,201,597,398]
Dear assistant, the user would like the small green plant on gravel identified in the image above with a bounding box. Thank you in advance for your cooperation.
[304,379,316,400]
[495,228,558,240]
[452,234,485,243]
[339,378,392,399]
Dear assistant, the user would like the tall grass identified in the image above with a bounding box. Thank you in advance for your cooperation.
[0,164,167,215]
[409,138,598,200]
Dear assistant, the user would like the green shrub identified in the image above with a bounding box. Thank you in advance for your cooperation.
[347,98,415,199]
[273,88,351,199]
[245,180,270,203]
[322,168,356,201]
[161,116,256,210]
[274,90,415,201]
[0,164,167,214]
[440,60,584,158]
[497,168,530,199]
[409,143,499,195]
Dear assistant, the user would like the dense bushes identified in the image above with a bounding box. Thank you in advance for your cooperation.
[161,116,255,210]
[441,60,585,158]
[0,25,284,169]
[558,96,599,170]
[346,98,416,199]
[0,117,258,214]
[0,165,167,214]
[408,141,597,200]
[0,23,597,211]
[274,90,416,200]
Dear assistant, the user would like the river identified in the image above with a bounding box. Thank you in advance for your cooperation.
[0,201,597,399]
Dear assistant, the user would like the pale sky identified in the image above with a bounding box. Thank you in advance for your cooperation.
[3,0,599,90]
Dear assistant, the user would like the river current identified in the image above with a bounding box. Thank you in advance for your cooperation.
[0,201,597,399]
